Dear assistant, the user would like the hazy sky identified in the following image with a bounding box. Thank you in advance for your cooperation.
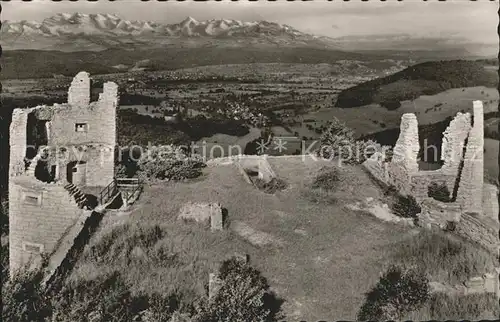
[3,0,498,42]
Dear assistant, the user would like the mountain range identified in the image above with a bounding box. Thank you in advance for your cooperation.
[2,13,338,51]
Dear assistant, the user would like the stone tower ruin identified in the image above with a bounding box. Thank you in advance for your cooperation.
[362,101,495,251]
[8,72,118,275]
[363,100,484,212]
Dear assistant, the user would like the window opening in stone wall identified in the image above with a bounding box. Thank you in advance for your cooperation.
[26,112,49,160]
[22,242,44,253]
[23,192,42,206]
[75,123,88,132]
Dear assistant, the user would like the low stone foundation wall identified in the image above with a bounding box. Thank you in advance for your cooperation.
[455,213,499,253]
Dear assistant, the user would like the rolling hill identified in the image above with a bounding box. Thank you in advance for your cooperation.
[1,47,385,80]
[335,60,498,109]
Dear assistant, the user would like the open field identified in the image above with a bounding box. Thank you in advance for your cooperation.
[68,156,499,320]
[70,158,416,320]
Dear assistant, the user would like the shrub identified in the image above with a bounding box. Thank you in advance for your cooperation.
[391,230,496,285]
[194,258,283,322]
[357,265,430,321]
[428,182,452,202]
[254,178,288,194]
[2,268,52,322]
[51,271,146,322]
[312,166,341,191]
[391,195,421,218]
[136,145,206,182]
[422,292,500,320]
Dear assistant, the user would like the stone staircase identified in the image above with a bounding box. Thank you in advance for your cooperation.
[64,183,89,209]
[42,209,93,287]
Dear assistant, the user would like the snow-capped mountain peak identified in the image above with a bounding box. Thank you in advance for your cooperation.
[1,13,338,51]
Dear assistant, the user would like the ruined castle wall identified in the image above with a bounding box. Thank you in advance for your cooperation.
[53,145,114,186]
[391,114,420,173]
[483,184,499,221]
[456,101,484,214]
[48,102,116,147]
[9,109,31,177]
[362,153,389,186]
[67,71,90,107]
[389,114,420,194]
[411,171,458,202]
[455,213,499,253]
[418,198,462,229]
[440,112,472,193]
[85,147,115,187]
[9,180,84,274]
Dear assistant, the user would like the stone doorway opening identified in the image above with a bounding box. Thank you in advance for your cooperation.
[66,161,87,185]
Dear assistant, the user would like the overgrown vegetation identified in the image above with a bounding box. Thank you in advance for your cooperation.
[2,254,281,322]
[390,194,422,218]
[51,271,150,322]
[317,117,382,164]
[118,145,206,182]
[2,268,52,322]
[311,166,341,191]
[390,230,497,285]
[411,292,500,320]
[357,265,430,321]
[428,181,452,202]
[253,178,288,194]
[193,258,284,322]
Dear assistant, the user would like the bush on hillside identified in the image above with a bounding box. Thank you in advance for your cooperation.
[421,292,500,320]
[51,271,147,322]
[357,265,430,321]
[428,182,452,202]
[391,194,422,218]
[136,145,206,182]
[391,230,496,285]
[253,177,288,194]
[193,258,284,322]
[2,268,52,322]
[312,166,341,191]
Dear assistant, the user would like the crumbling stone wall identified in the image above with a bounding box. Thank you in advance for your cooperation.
[67,71,91,107]
[411,171,457,202]
[363,152,389,186]
[440,112,472,194]
[418,198,461,229]
[237,155,276,184]
[455,213,498,253]
[9,109,30,177]
[9,179,85,274]
[49,102,116,147]
[391,114,420,172]
[53,145,114,187]
[456,101,484,214]
[386,114,420,194]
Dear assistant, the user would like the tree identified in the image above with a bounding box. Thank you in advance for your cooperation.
[194,258,283,322]
[317,117,383,164]
[357,265,430,321]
